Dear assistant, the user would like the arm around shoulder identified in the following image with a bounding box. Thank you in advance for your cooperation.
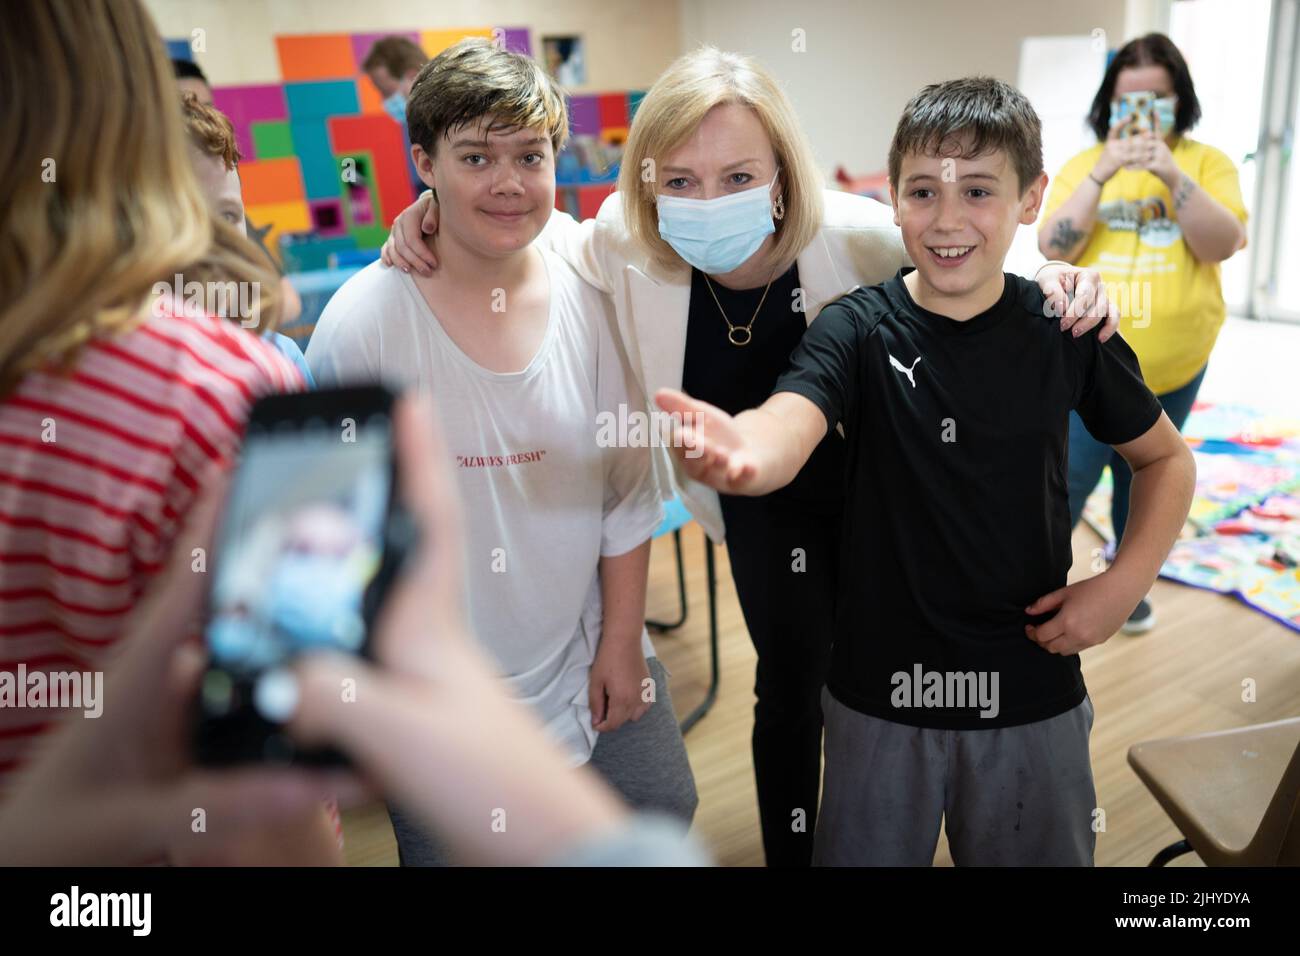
[539,199,615,294]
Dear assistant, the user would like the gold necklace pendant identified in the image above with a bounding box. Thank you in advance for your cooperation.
[705,270,776,350]
[728,326,753,347]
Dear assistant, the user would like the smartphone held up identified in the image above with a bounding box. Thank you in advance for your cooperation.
[193,386,417,767]
[1110,90,1176,139]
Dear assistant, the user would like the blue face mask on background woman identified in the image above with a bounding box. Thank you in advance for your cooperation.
[656,177,778,274]
[1153,96,1177,135]
[383,91,407,125]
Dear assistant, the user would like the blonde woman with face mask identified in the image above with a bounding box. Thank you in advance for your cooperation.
[383,47,1117,867]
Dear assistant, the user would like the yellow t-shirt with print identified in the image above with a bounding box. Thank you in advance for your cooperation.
[1041,137,1248,394]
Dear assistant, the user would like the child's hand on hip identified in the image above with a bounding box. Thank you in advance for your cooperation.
[1024,572,1138,655]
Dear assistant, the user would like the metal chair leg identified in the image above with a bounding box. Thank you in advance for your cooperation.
[1148,839,1194,866]
[679,538,719,734]
[646,529,688,632]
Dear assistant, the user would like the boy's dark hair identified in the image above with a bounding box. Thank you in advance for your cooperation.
[1087,33,1201,142]
[888,76,1043,195]
[362,36,428,79]
[172,57,208,83]
[406,38,567,158]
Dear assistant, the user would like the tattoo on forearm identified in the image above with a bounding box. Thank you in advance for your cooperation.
[1173,174,1195,211]
[1049,218,1086,254]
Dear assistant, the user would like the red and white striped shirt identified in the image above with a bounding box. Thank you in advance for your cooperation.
[0,300,302,784]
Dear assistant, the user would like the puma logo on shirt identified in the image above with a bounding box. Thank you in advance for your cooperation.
[889,353,922,388]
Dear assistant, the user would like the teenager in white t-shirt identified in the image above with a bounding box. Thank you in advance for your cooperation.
[306,38,697,863]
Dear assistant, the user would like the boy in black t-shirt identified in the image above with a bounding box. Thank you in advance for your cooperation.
[655,78,1196,865]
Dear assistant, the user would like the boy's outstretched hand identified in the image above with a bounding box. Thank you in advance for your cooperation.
[1023,572,1141,655]
[654,388,760,494]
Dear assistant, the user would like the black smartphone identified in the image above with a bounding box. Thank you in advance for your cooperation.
[194,385,415,766]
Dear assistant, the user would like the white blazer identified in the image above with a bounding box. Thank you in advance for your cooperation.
[540,187,908,543]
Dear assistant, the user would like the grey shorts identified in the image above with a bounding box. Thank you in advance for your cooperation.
[813,687,1097,866]
[390,656,697,866]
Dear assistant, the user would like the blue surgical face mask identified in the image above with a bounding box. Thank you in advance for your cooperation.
[383,91,407,125]
[1153,95,1177,136]
[268,552,365,652]
[656,177,777,275]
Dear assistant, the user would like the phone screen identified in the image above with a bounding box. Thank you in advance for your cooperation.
[196,394,402,763]
[204,419,390,673]
[1111,90,1176,139]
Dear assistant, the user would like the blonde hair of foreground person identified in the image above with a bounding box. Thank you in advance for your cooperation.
[0,0,281,398]
[617,45,824,274]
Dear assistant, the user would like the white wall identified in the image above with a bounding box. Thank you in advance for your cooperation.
[146,0,1154,164]
[678,0,1130,178]
[142,0,682,91]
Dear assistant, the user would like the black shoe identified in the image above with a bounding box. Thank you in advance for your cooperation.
[1122,596,1156,635]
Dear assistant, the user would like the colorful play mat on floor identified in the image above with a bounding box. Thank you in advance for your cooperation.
[1082,402,1300,633]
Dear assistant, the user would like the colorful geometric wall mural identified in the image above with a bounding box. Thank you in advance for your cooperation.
[173,29,644,272]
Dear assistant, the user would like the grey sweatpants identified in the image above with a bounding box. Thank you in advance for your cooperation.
[390,656,698,866]
[813,688,1097,866]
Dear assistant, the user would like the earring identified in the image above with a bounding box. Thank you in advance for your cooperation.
[773,194,785,221]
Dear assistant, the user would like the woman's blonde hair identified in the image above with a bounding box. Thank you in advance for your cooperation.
[0,0,280,396]
[618,46,824,274]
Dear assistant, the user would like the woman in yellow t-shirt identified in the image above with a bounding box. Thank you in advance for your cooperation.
[1039,33,1248,635]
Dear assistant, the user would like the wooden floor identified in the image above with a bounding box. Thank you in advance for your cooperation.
[341,520,1300,867]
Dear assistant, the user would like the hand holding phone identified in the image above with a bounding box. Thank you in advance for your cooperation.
[195,385,416,766]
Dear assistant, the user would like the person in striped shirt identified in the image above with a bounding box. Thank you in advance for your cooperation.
[0,0,335,864]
